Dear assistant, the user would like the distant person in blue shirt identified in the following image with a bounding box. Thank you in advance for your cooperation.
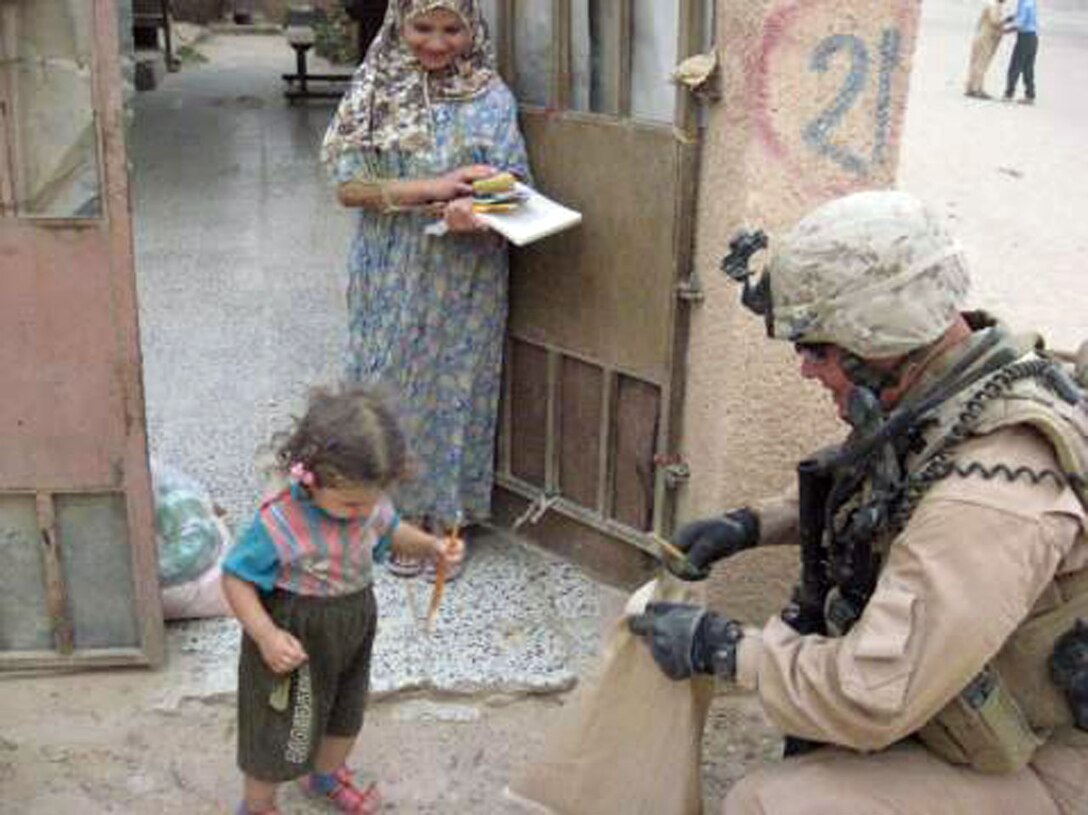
[1004,0,1039,103]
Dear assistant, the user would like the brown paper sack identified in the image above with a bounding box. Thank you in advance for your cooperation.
[507,575,715,815]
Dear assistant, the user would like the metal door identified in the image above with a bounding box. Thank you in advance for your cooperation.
[0,0,162,669]
[486,1,707,559]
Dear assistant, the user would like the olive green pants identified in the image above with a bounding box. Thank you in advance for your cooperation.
[237,587,378,782]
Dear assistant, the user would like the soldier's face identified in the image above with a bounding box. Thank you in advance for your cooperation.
[798,344,854,420]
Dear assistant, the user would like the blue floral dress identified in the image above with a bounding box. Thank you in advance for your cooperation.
[329,80,530,527]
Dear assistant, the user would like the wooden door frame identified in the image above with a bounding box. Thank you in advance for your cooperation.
[0,0,162,670]
[491,0,707,556]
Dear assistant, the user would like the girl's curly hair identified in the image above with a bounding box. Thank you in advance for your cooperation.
[275,385,409,489]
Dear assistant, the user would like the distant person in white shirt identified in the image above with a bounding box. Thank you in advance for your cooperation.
[965,0,1009,98]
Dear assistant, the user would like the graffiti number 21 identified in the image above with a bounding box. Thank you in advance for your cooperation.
[803,28,902,176]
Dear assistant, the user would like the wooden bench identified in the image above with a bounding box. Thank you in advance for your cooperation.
[282,2,387,102]
[132,0,179,73]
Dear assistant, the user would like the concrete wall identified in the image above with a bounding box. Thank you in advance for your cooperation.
[681,0,921,516]
[680,0,921,617]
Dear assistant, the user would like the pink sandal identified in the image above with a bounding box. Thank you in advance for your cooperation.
[300,766,382,814]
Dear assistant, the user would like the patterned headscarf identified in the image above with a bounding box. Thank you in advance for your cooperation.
[321,0,497,162]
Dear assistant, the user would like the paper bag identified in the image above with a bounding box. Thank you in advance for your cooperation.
[508,575,714,815]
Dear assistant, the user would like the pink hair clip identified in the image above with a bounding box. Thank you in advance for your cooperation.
[289,462,316,487]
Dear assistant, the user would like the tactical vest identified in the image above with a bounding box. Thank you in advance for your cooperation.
[822,336,1088,774]
[914,350,1088,772]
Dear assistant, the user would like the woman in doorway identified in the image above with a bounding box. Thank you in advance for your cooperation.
[321,0,530,578]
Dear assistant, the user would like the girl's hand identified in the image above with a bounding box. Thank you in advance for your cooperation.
[429,164,497,202]
[256,627,308,675]
[444,196,489,233]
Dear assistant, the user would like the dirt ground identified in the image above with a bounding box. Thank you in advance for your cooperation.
[0,654,780,813]
[4,2,1087,813]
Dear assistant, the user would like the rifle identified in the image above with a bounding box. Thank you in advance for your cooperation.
[780,451,835,757]
[826,387,903,635]
[782,451,836,636]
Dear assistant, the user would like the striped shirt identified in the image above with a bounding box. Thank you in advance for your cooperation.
[223,484,399,596]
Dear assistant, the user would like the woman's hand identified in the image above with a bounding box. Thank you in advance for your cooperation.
[444,196,489,233]
[429,164,497,202]
[256,627,308,675]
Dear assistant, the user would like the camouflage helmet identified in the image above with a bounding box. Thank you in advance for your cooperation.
[765,190,971,358]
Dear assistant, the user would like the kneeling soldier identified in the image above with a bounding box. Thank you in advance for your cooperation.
[631,191,1088,814]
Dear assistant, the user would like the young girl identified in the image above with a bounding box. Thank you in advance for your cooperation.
[221,386,462,815]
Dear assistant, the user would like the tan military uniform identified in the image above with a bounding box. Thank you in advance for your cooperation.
[709,189,1086,812]
[727,422,1088,813]
[967,1,1007,95]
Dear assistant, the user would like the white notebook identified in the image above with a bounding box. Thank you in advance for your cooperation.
[477,183,582,247]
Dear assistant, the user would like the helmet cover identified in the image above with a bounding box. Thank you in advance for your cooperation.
[766,190,971,358]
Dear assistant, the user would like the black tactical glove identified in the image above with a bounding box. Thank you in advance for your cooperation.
[665,508,759,581]
[627,602,744,681]
[1050,618,1088,730]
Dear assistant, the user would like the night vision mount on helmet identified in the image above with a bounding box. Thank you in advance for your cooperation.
[721,191,970,359]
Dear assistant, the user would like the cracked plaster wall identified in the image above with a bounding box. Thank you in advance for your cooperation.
[679,0,921,522]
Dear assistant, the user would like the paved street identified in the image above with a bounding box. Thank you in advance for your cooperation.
[901,0,1088,351]
[131,35,353,525]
